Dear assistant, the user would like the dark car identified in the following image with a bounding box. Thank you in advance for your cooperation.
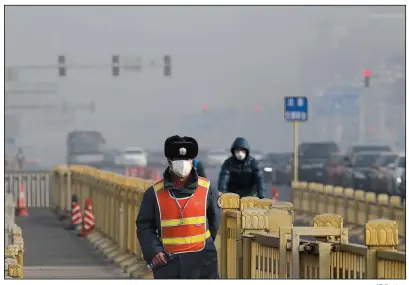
[260,152,292,184]
[398,169,405,201]
[296,141,339,183]
[343,151,382,190]
[324,153,346,186]
[346,145,391,163]
[368,152,398,194]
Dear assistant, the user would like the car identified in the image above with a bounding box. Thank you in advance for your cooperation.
[343,151,382,190]
[123,146,148,167]
[205,149,230,168]
[103,149,124,168]
[324,153,347,186]
[398,169,405,201]
[368,152,399,194]
[296,141,340,183]
[260,152,292,184]
[345,145,391,163]
[384,153,405,195]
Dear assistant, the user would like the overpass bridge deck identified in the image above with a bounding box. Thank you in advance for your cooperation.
[15,208,129,279]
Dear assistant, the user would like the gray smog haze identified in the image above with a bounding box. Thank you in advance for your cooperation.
[5,6,405,166]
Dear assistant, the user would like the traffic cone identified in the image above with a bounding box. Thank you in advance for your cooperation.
[272,187,279,202]
[65,194,82,233]
[78,197,95,237]
[16,184,28,216]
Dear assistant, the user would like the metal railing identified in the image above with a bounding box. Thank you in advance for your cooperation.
[48,166,405,279]
[291,181,405,248]
[5,171,51,208]
[4,192,25,278]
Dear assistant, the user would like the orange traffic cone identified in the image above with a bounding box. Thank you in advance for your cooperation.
[17,184,28,216]
[65,194,82,233]
[78,198,95,237]
[272,187,279,202]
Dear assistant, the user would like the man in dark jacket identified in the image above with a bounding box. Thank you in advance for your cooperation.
[136,135,220,279]
[218,137,266,198]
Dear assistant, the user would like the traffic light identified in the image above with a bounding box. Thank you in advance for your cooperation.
[364,69,371,88]
[164,55,171,77]
[58,55,66,77]
[112,55,120,77]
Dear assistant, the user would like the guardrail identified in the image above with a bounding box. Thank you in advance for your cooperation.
[50,165,405,279]
[291,181,406,243]
[5,171,51,208]
[4,192,25,278]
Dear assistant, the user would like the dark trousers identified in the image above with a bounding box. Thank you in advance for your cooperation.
[153,250,219,279]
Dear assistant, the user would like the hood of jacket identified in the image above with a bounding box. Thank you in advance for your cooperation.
[231,137,250,158]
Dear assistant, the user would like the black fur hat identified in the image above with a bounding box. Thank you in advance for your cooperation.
[164,135,198,160]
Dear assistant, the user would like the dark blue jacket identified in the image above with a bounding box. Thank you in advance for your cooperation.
[217,137,266,198]
[136,168,220,278]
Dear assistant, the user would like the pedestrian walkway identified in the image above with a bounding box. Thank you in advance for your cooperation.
[15,208,129,279]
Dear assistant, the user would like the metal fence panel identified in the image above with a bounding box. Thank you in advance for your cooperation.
[5,171,50,208]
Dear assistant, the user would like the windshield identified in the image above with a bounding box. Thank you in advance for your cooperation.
[299,144,337,159]
[376,155,398,166]
[398,157,406,168]
[69,137,104,154]
[353,146,390,154]
[329,155,345,164]
[68,132,105,154]
[353,154,380,167]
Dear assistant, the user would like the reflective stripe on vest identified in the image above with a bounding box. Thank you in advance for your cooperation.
[153,177,210,254]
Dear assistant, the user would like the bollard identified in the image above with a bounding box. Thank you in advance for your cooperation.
[365,219,399,279]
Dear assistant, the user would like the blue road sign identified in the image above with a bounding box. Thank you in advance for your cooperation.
[314,87,360,117]
[284,96,308,122]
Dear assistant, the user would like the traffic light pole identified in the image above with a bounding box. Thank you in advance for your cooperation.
[358,89,366,144]
[6,54,173,77]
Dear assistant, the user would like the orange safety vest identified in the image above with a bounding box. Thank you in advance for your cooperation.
[153,177,211,254]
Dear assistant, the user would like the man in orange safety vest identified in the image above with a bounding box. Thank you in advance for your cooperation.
[136,135,220,279]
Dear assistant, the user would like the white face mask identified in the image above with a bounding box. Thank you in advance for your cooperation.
[234,150,246,161]
[170,160,192,178]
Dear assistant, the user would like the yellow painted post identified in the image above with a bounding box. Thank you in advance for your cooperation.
[241,208,269,278]
[313,213,348,243]
[241,234,253,279]
[66,170,72,212]
[365,219,399,279]
[118,188,125,251]
[219,193,240,279]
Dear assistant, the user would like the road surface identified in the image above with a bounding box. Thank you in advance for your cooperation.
[16,208,129,279]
